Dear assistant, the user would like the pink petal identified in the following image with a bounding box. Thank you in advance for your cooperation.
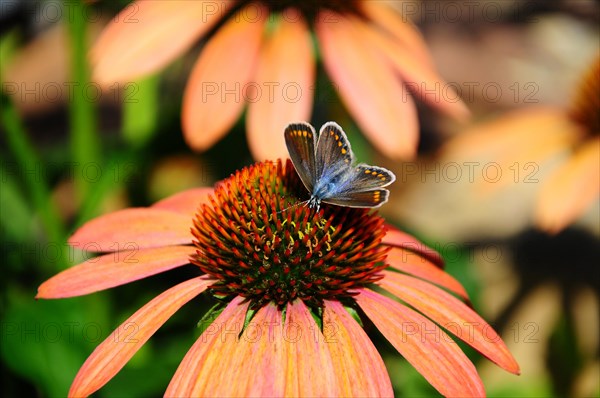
[387,247,469,300]
[152,187,214,217]
[204,303,287,396]
[380,271,520,374]
[383,227,444,268]
[356,289,486,397]
[323,300,393,396]
[353,16,469,120]
[92,0,231,84]
[316,11,419,160]
[282,300,339,396]
[360,1,433,66]
[246,10,315,160]
[69,276,212,397]
[37,246,197,298]
[182,5,267,151]
[68,208,192,252]
[165,296,249,397]
[536,137,600,233]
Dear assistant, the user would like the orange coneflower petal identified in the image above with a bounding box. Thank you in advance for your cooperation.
[152,187,213,217]
[92,0,231,84]
[442,107,583,194]
[380,271,520,374]
[246,9,314,160]
[356,289,486,397]
[536,136,600,233]
[323,300,394,396]
[37,246,196,298]
[383,227,445,267]
[182,4,267,151]
[353,15,469,121]
[203,303,286,396]
[165,296,249,397]
[316,11,418,160]
[443,107,575,159]
[387,247,469,300]
[283,300,339,396]
[69,276,212,398]
[68,208,192,252]
[360,1,433,66]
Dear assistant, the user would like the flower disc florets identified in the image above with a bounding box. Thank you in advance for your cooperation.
[245,0,362,19]
[569,58,600,137]
[191,160,389,309]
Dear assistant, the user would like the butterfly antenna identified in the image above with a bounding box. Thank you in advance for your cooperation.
[276,199,310,214]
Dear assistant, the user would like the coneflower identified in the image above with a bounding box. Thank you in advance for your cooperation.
[38,159,519,397]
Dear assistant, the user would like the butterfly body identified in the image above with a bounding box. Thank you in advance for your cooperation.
[284,122,396,212]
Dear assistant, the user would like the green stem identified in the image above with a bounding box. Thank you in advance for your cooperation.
[66,0,100,201]
[123,74,160,147]
[1,94,68,269]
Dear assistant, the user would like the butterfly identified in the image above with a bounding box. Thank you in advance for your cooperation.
[284,121,396,212]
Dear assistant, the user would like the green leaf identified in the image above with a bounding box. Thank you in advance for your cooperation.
[196,303,225,335]
[1,295,110,397]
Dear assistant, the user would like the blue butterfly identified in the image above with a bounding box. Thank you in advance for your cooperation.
[284,121,396,212]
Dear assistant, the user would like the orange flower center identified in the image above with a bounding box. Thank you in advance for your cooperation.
[191,160,389,309]
[569,57,600,137]
[237,0,361,19]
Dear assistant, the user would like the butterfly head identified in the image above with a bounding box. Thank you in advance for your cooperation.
[307,195,322,213]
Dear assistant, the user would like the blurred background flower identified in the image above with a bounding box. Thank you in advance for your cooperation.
[91,0,468,160]
[432,56,599,235]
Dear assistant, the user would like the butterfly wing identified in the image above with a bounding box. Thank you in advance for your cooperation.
[284,122,317,192]
[320,165,396,208]
[321,189,390,208]
[352,164,396,188]
[315,122,355,179]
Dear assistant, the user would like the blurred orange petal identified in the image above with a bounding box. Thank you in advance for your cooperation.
[246,10,315,160]
[182,5,266,151]
[37,246,196,298]
[69,276,212,397]
[361,1,433,66]
[354,16,469,120]
[356,288,485,397]
[68,208,192,252]
[166,296,248,397]
[381,271,520,374]
[387,247,470,300]
[92,0,230,84]
[323,300,394,396]
[152,187,213,217]
[444,107,574,159]
[316,11,418,159]
[383,227,444,267]
[536,137,600,233]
